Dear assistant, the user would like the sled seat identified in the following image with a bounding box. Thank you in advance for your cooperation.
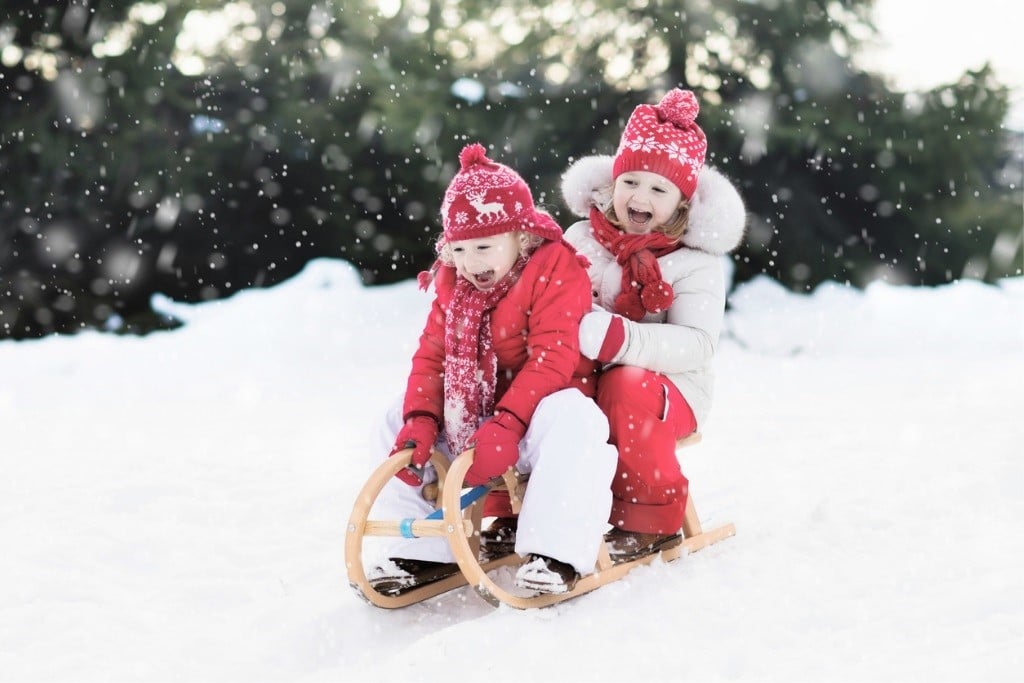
[345,432,734,610]
[492,431,734,574]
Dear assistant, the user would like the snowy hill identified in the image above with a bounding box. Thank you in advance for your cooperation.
[1,259,1021,682]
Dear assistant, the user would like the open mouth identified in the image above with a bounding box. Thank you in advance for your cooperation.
[627,208,653,226]
[470,270,496,288]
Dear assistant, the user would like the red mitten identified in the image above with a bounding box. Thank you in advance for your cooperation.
[465,412,527,486]
[579,309,628,364]
[390,414,439,485]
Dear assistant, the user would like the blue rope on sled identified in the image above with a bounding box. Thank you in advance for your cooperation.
[398,484,490,538]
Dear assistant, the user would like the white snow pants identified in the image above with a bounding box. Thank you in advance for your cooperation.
[366,388,617,575]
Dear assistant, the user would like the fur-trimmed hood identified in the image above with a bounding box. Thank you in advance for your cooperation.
[560,155,746,255]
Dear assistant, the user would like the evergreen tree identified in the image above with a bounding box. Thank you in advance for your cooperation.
[1,0,1020,339]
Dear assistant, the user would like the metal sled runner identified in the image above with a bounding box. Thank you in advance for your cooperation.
[345,433,735,609]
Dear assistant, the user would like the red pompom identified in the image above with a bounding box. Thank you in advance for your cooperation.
[657,89,699,128]
[458,142,490,170]
[640,281,673,313]
[417,269,434,291]
[615,290,646,322]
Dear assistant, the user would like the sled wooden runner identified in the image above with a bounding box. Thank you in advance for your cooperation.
[345,434,735,609]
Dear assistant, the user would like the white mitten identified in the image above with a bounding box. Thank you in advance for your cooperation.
[579,310,628,364]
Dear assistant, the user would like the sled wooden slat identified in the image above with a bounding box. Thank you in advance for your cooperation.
[676,433,735,548]
[500,468,529,516]
[348,554,523,610]
[677,434,706,536]
[681,521,736,552]
[677,431,703,449]
[362,519,474,538]
[596,539,614,572]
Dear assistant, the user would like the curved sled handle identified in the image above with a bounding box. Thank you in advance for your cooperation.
[345,447,474,608]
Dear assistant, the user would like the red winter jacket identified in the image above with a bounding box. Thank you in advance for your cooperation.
[402,240,597,428]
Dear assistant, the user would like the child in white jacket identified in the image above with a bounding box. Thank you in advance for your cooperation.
[559,89,746,560]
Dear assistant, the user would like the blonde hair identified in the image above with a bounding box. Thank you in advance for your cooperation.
[435,230,544,266]
[604,200,691,242]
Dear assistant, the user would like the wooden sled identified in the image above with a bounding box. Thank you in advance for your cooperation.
[345,433,735,609]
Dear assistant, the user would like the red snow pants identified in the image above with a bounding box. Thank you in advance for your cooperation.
[597,366,697,534]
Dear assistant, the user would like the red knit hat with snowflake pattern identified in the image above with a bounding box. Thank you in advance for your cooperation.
[441,143,563,244]
[612,89,707,200]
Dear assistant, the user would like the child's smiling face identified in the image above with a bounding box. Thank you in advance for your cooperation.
[612,170,683,235]
[449,232,521,290]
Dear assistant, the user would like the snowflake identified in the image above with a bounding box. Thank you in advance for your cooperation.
[664,141,686,161]
[638,135,661,153]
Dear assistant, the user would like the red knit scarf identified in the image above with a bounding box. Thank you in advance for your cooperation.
[442,257,526,456]
[589,206,679,321]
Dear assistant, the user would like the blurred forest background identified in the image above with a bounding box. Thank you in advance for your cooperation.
[1,0,1021,340]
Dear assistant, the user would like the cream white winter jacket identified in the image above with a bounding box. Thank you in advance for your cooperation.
[560,156,747,427]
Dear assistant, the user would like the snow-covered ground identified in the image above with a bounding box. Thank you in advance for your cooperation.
[1,259,1021,682]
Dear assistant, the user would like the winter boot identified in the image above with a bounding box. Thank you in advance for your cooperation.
[479,516,517,562]
[514,554,579,594]
[604,528,683,564]
[367,558,460,596]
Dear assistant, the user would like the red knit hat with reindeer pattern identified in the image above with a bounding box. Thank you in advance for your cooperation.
[613,89,707,200]
[441,143,562,244]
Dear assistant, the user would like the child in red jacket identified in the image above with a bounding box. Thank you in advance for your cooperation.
[367,143,617,595]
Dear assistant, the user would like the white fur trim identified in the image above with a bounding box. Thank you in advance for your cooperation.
[560,155,614,217]
[683,166,746,255]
